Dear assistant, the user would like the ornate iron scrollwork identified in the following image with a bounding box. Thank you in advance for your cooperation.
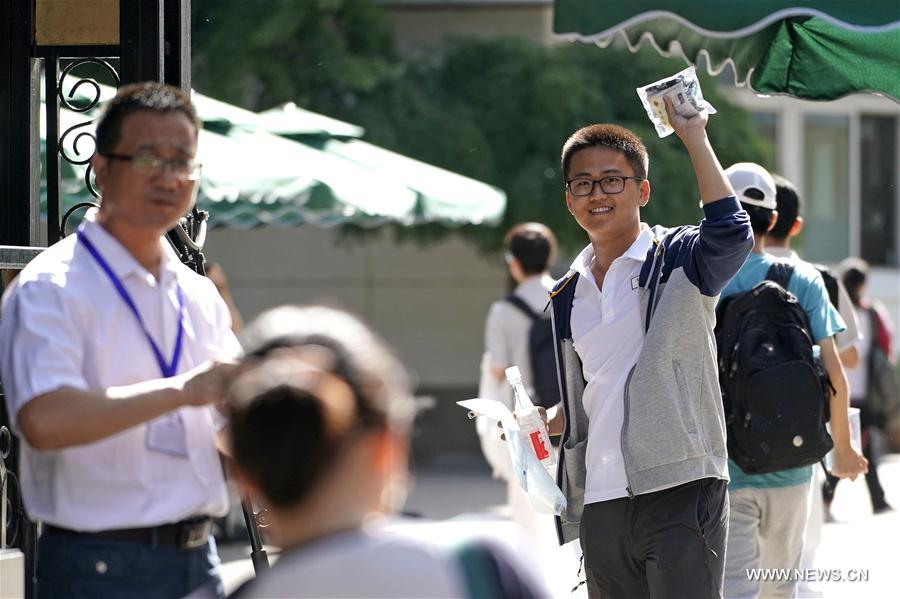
[0,424,22,548]
[56,58,119,207]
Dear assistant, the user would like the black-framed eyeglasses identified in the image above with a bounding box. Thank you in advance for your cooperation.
[102,152,202,181]
[566,175,644,197]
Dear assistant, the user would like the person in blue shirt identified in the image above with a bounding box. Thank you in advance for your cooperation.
[720,163,868,599]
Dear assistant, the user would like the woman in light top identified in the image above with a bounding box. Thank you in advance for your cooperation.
[227,305,544,598]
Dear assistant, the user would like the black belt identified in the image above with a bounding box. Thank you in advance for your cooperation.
[46,516,212,550]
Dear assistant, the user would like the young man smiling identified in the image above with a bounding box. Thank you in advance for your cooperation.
[544,100,753,598]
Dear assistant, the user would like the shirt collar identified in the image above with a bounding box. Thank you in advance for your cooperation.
[79,209,182,286]
[569,224,654,279]
[516,273,553,293]
[765,246,798,261]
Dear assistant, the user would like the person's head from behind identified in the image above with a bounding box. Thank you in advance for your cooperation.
[725,163,777,241]
[767,174,804,245]
[561,124,651,242]
[92,82,202,236]
[227,305,415,547]
[504,223,557,282]
[839,257,869,308]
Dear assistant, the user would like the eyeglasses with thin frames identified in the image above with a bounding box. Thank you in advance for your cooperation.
[102,152,202,181]
[566,175,643,197]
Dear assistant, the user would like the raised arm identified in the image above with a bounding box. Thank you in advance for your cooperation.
[664,96,734,205]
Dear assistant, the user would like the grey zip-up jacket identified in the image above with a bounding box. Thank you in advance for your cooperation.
[549,196,753,544]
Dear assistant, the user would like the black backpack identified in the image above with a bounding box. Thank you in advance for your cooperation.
[814,265,840,309]
[714,262,834,474]
[504,295,561,409]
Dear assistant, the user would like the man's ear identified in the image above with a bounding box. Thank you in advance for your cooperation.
[92,153,108,191]
[789,215,804,238]
[508,257,524,282]
[640,179,651,207]
[767,209,780,233]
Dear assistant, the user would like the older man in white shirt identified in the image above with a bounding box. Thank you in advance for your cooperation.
[0,82,238,598]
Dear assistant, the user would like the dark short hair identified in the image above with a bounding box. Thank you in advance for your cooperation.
[228,305,414,508]
[505,222,557,275]
[839,257,869,308]
[742,203,775,236]
[561,124,649,181]
[770,174,802,241]
[95,82,200,154]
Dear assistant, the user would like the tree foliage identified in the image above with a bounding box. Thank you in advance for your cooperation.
[193,0,397,110]
[192,1,772,252]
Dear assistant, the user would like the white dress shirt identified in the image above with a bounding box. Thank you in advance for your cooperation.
[570,225,653,504]
[0,210,239,531]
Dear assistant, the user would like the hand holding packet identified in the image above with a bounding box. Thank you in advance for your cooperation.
[636,66,716,138]
[458,397,567,515]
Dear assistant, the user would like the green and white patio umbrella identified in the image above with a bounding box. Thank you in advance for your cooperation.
[553,0,900,101]
[45,88,505,229]
[256,103,364,139]
[258,103,506,227]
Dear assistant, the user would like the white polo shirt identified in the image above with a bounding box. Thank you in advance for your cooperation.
[570,226,653,504]
[0,210,239,531]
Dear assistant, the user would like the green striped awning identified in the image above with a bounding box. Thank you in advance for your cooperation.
[554,1,900,101]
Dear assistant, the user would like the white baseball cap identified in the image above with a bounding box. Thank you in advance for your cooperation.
[725,162,777,210]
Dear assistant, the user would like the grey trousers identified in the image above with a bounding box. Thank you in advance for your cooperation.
[724,482,811,599]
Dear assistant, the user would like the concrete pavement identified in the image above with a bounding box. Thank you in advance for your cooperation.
[218,455,900,598]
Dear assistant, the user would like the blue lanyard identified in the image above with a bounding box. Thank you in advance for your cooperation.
[77,228,185,378]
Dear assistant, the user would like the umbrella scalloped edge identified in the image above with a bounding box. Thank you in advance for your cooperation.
[554,8,900,44]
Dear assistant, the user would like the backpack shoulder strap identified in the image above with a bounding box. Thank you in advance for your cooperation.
[505,294,539,321]
[813,264,840,308]
[765,260,795,289]
[549,271,579,339]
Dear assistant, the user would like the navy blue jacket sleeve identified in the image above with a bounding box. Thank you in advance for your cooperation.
[682,196,753,296]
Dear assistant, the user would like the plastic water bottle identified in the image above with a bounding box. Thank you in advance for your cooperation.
[505,366,558,477]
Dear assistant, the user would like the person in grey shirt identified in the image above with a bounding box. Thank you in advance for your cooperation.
[477,223,559,538]
[483,223,558,404]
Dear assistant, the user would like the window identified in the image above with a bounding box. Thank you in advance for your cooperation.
[860,115,898,267]
[803,115,850,263]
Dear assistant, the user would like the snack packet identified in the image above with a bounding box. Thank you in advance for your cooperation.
[636,66,716,138]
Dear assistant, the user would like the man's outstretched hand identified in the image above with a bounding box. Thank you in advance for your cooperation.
[664,95,708,144]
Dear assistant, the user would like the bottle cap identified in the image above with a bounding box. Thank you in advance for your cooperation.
[505,366,523,384]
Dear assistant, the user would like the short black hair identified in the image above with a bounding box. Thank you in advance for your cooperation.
[742,203,774,236]
[770,174,802,241]
[561,124,649,181]
[95,82,200,155]
[228,305,414,508]
[228,357,362,508]
[839,257,869,308]
[505,223,557,275]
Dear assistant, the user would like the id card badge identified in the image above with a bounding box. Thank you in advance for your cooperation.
[146,412,189,459]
